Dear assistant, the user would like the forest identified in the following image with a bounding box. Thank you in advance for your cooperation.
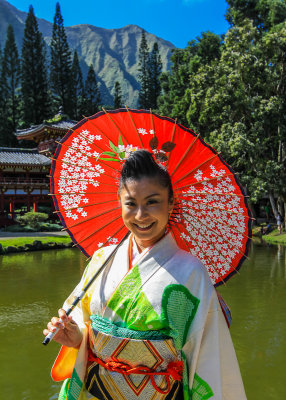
[158,0,286,218]
[0,0,285,218]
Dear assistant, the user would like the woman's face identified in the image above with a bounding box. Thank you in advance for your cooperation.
[120,177,173,251]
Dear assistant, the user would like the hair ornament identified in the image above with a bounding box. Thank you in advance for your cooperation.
[149,136,176,163]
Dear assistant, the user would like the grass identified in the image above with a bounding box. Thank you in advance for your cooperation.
[0,236,72,249]
[252,226,286,245]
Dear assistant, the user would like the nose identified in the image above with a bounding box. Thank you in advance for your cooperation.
[135,205,148,220]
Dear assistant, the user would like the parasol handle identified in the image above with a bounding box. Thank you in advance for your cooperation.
[42,231,130,346]
[42,291,85,345]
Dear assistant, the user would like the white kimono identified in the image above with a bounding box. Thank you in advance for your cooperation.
[51,233,246,400]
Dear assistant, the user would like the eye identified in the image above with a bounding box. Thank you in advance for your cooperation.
[147,199,158,205]
[125,201,136,207]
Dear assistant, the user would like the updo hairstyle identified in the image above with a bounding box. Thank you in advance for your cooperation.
[118,150,173,202]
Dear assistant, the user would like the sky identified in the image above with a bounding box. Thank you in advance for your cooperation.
[7,0,230,48]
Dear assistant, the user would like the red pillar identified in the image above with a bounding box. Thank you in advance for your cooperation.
[33,198,38,212]
[9,198,15,219]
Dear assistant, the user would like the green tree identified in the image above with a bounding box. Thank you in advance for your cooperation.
[71,50,84,120]
[0,46,5,145]
[113,80,122,109]
[84,64,101,116]
[21,5,50,126]
[226,0,286,31]
[138,30,150,108]
[50,2,72,116]
[1,25,20,146]
[147,42,162,110]
[158,32,222,125]
[183,21,286,212]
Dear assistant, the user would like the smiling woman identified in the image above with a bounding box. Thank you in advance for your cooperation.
[44,147,247,400]
[119,150,174,251]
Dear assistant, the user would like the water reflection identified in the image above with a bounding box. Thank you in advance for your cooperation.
[0,243,285,400]
[219,242,286,400]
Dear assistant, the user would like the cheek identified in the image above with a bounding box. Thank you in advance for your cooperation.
[121,208,131,223]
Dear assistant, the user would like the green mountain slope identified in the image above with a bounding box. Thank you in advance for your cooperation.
[0,0,175,107]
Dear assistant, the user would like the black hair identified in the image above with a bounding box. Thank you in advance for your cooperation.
[119,149,174,201]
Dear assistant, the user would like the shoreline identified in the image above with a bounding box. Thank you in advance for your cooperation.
[252,227,286,246]
[1,228,285,256]
[0,231,73,255]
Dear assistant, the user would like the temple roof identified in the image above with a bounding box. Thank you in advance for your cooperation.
[16,119,77,139]
[0,147,51,166]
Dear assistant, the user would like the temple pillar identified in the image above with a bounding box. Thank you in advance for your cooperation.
[27,192,31,212]
[9,198,15,219]
[33,198,38,212]
[0,192,4,216]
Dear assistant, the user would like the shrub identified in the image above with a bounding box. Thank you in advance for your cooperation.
[4,224,26,232]
[17,212,48,230]
[39,223,62,232]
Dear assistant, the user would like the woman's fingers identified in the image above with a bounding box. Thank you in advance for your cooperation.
[58,308,68,322]
[43,309,83,347]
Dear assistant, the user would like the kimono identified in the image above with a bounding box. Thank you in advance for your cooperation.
[51,233,247,400]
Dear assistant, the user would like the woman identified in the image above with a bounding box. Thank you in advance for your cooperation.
[44,150,247,400]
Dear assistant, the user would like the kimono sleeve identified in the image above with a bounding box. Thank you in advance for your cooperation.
[51,247,108,382]
[182,290,247,400]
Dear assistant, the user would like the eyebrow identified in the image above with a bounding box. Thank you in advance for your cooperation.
[124,193,161,200]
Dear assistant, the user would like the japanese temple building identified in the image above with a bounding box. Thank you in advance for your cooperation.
[0,119,76,226]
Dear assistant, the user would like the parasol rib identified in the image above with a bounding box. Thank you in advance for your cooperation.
[58,125,107,154]
[171,133,200,177]
[181,207,247,260]
[50,191,117,196]
[174,152,220,185]
[55,140,118,173]
[179,197,254,219]
[181,206,252,240]
[102,108,129,145]
[85,225,129,262]
[50,175,116,188]
[82,115,124,152]
[125,106,144,148]
[178,191,247,198]
[77,132,106,153]
[166,119,177,168]
[74,214,122,246]
[61,205,121,231]
[176,172,238,191]
[177,216,239,275]
[50,157,117,182]
[53,199,119,213]
[169,222,226,284]
[150,109,155,135]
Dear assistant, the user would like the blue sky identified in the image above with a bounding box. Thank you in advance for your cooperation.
[8,0,230,48]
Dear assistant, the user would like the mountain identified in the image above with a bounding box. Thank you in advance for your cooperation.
[0,0,175,107]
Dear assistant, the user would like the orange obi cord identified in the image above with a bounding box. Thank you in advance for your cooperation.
[88,348,183,395]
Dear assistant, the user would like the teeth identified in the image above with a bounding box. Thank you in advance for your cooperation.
[136,223,152,228]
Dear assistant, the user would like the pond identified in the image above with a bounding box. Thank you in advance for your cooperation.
[0,242,285,400]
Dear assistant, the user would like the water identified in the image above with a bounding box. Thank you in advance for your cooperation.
[0,243,285,400]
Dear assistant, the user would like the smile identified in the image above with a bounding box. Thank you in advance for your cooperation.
[133,222,155,231]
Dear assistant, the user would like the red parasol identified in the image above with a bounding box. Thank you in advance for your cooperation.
[50,108,252,287]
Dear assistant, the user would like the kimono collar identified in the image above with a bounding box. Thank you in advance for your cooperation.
[131,232,179,269]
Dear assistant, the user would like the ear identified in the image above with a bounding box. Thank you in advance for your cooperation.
[168,197,174,214]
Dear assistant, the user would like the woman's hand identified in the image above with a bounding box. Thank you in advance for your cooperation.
[43,308,83,348]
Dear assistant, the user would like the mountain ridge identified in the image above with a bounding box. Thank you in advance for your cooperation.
[0,0,175,107]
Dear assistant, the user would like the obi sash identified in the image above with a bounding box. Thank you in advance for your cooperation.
[86,315,183,400]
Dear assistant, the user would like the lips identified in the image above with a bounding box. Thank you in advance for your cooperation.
[133,222,155,231]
